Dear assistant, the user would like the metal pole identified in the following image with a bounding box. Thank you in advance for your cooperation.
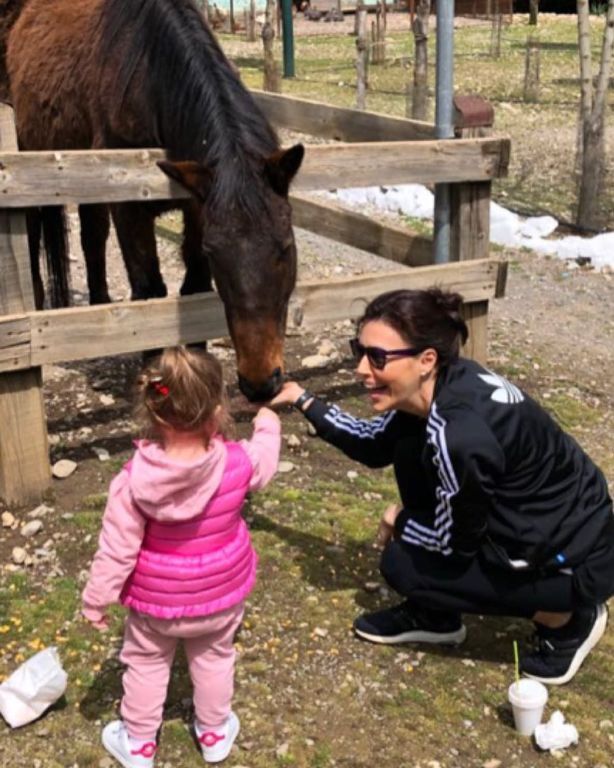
[281,0,295,78]
[433,0,454,264]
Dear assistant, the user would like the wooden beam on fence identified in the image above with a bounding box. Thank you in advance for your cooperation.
[0,105,50,505]
[290,192,433,267]
[0,259,505,374]
[252,90,436,141]
[450,95,503,364]
[0,137,511,206]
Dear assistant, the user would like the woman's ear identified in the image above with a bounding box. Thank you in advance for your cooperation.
[420,348,438,375]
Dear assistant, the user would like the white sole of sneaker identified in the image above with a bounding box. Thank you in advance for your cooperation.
[524,603,608,686]
[354,623,467,645]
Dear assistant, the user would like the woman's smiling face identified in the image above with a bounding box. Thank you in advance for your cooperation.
[355,319,437,416]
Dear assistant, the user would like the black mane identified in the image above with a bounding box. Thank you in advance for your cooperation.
[99,0,279,213]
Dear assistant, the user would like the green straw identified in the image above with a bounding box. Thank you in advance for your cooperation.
[513,640,520,689]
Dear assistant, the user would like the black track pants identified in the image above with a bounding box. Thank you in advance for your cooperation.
[380,540,579,619]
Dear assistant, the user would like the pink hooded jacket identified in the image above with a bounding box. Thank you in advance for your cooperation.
[82,410,281,623]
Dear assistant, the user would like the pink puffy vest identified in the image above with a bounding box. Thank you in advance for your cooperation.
[121,441,257,620]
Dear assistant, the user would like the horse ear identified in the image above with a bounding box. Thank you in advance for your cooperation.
[265,144,304,196]
[157,160,213,202]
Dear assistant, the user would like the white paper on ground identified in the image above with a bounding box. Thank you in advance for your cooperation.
[534,710,579,751]
[0,647,68,728]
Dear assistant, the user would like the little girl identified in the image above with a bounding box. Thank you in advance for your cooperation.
[82,346,281,767]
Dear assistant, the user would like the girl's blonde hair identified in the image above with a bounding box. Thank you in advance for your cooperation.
[134,346,232,443]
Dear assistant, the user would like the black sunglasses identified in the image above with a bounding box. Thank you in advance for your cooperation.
[349,338,423,370]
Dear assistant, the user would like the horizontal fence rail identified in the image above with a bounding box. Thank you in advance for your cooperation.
[0,259,505,374]
[0,137,510,207]
[253,90,437,142]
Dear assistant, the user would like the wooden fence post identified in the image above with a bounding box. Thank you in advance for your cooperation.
[450,95,498,365]
[0,104,50,505]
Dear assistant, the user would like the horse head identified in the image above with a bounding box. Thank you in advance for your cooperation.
[158,143,304,402]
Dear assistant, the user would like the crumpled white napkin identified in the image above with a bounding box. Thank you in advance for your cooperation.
[0,647,67,728]
[534,710,579,751]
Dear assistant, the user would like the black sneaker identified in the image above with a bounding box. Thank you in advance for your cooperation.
[353,600,467,645]
[521,603,608,685]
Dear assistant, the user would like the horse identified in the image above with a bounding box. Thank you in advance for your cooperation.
[4,0,304,401]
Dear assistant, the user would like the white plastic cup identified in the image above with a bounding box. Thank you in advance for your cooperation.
[507,679,548,736]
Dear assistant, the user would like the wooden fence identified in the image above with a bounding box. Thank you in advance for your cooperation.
[0,93,510,504]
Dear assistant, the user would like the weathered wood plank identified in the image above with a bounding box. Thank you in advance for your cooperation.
[0,259,503,373]
[0,104,50,505]
[0,137,511,206]
[291,258,501,326]
[252,90,436,141]
[290,192,433,267]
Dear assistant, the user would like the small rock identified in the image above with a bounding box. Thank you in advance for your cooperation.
[461,658,476,667]
[313,627,328,638]
[301,354,329,369]
[286,434,301,448]
[20,520,43,538]
[363,581,380,593]
[277,461,295,474]
[306,423,318,437]
[52,459,77,478]
[276,742,289,758]
[99,394,115,406]
[92,447,111,462]
[346,470,358,480]
[482,760,501,768]
[12,547,27,564]
[2,511,15,528]
[27,503,53,518]
[317,340,336,356]
[47,433,61,446]
[599,719,613,730]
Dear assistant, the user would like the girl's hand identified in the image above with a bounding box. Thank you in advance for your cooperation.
[82,611,109,632]
[376,504,402,547]
[269,381,305,408]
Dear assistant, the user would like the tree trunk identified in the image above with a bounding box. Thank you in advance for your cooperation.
[490,0,502,58]
[356,9,369,110]
[246,0,257,41]
[523,35,540,102]
[577,116,606,228]
[410,0,429,120]
[529,0,539,26]
[262,0,281,92]
[575,0,614,228]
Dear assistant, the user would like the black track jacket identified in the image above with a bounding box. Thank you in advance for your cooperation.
[303,357,613,576]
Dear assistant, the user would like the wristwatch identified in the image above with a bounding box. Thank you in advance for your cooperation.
[293,390,314,412]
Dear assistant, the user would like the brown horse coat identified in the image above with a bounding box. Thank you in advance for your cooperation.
[5,0,304,399]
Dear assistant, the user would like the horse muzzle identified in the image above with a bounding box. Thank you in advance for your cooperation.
[238,367,283,402]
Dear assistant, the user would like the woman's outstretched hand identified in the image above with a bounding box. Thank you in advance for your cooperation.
[269,381,306,408]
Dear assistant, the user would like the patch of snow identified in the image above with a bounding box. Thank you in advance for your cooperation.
[326,183,614,272]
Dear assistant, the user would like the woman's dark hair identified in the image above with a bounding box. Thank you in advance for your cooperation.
[357,287,469,369]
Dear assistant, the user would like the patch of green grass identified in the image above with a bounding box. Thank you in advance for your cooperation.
[541,392,601,431]
[81,493,108,511]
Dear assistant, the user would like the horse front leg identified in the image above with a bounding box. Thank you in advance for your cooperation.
[110,202,167,300]
[25,209,44,310]
[179,201,211,296]
[79,203,111,304]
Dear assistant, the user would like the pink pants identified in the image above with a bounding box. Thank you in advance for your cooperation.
[119,603,244,741]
